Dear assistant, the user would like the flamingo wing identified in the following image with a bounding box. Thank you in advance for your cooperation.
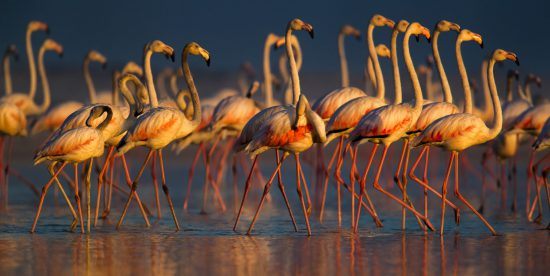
[210,96,260,131]
[35,128,103,163]
[326,96,386,134]
[412,113,486,147]
[312,87,365,120]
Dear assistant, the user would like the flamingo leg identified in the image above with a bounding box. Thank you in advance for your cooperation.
[117,149,154,229]
[233,155,258,231]
[3,137,13,207]
[246,153,288,235]
[150,151,162,218]
[354,143,383,231]
[439,152,455,235]
[526,150,535,216]
[0,137,4,209]
[85,158,93,233]
[499,161,506,212]
[120,154,151,225]
[232,154,239,214]
[453,152,498,235]
[408,146,460,223]
[372,145,435,231]
[528,153,550,223]
[350,147,383,228]
[74,163,85,233]
[298,159,312,216]
[276,150,298,231]
[157,150,180,231]
[94,146,114,226]
[423,147,430,218]
[31,162,69,233]
[333,140,349,226]
[105,154,115,218]
[47,162,78,226]
[319,137,342,223]
[183,143,204,211]
[510,157,518,212]
[349,144,356,229]
[295,153,312,236]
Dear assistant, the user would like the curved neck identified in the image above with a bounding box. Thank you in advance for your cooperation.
[524,81,534,104]
[182,48,201,125]
[367,57,376,90]
[170,71,180,96]
[3,54,13,95]
[456,39,472,113]
[391,29,402,104]
[487,59,502,139]
[480,60,492,118]
[337,33,349,87]
[97,107,113,131]
[425,68,434,101]
[83,58,97,103]
[36,47,51,114]
[432,31,453,103]
[285,28,300,105]
[403,30,423,111]
[26,29,38,99]
[144,50,159,107]
[367,24,385,99]
[263,37,274,107]
[119,77,139,116]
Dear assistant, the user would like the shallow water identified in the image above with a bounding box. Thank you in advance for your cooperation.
[0,143,549,275]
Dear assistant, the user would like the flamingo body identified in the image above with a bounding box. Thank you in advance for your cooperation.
[410,102,460,133]
[34,126,106,164]
[508,103,550,135]
[31,101,84,134]
[312,86,365,120]
[0,102,28,136]
[209,95,260,132]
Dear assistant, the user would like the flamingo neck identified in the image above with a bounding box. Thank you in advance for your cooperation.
[403,30,423,113]
[456,38,472,113]
[487,58,503,139]
[112,71,121,106]
[182,49,202,125]
[506,74,514,102]
[523,80,534,104]
[169,71,180,96]
[36,46,51,114]
[367,24,384,99]
[391,28,402,104]
[480,60,492,120]
[97,107,113,131]
[119,76,139,118]
[432,30,453,103]
[337,32,349,87]
[26,29,38,99]
[263,36,274,107]
[285,27,300,105]
[83,58,97,103]
[367,57,376,91]
[3,53,13,95]
[144,50,159,108]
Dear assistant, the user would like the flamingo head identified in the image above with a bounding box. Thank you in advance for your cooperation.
[266,33,282,47]
[371,14,395,28]
[375,44,391,59]
[43,39,64,57]
[492,49,520,66]
[340,24,361,41]
[28,21,49,34]
[274,35,298,50]
[407,22,431,43]
[184,42,210,66]
[435,20,461,33]
[458,29,484,48]
[122,61,143,77]
[87,50,107,69]
[395,20,410,33]
[526,74,542,87]
[288,19,314,39]
[147,40,175,62]
[507,69,520,81]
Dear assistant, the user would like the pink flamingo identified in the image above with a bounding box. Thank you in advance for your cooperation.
[234,19,326,236]
[348,22,435,232]
[116,41,210,231]
[412,49,520,235]
[2,45,19,95]
[408,26,484,226]
[32,105,114,233]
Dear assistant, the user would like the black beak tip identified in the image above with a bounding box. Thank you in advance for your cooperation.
[515,59,520,66]
[309,29,315,39]
[206,58,211,67]
[480,42,484,49]
[426,37,431,43]
[170,53,175,62]
[415,35,420,42]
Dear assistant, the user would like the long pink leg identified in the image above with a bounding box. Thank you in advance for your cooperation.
[453,152,498,235]
[117,150,154,229]
[319,137,342,222]
[94,146,114,226]
[298,160,312,216]
[354,143,383,231]
[233,155,258,231]
[276,150,298,231]
[295,153,312,236]
[246,153,288,234]
[30,162,68,232]
[183,143,204,211]
[150,151,162,218]
[120,154,151,226]
[510,157,518,212]
[439,152,455,235]
[499,161,506,212]
[371,145,435,231]
[74,163,85,233]
[408,146,460,223]
[526,150,535,216]
[158,150,180,230]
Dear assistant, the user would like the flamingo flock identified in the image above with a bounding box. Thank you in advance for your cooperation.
[0,16,548,236]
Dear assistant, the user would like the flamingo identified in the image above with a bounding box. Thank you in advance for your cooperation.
[277,35,303,105]
[2,45,18,95]
[116,41,210,231]
[234,18,326,236]
[412,49,520,235]
[31,105,114,233]
[365,44,391,92]
[408,24,483,226]
[348,21,435,232]
[0,38,62,206]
